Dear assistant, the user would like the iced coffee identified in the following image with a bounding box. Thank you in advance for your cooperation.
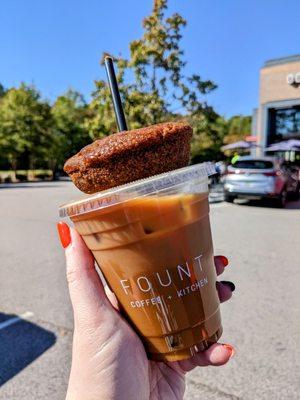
[60,163,222,361]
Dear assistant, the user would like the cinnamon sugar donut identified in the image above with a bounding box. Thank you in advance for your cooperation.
[64,121,192,194]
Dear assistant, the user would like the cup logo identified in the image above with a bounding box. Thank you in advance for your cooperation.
[119,255,208,308]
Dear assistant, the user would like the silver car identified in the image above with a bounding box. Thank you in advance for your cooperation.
[224,156,299,207]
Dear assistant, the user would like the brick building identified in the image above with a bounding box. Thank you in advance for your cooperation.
[253,54,300,156]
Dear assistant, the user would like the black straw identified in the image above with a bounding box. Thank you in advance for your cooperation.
[104,56,128,132]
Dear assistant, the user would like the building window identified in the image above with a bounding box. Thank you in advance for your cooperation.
[268,106,300,144]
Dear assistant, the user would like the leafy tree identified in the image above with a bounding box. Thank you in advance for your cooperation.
[50,89,91,174]
[0,84,53,178]
[223,115,252,144]
[191,115,228,162]
[86,0,217,142]
[85,58,131,139]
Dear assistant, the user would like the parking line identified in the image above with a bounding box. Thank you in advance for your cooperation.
[0,311,34,331]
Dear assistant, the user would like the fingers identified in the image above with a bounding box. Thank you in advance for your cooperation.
[214,255,228,276]
[57,222,115,328]
[178,343,235,372]
[214,255,235,302]
[216,281,235,303]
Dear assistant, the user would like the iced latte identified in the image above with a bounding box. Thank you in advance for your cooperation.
[60,164,222,361]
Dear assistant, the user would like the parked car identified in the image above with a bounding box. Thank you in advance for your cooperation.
[224,156,300,207]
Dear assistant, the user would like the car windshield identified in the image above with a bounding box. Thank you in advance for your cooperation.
[232,160,274,169]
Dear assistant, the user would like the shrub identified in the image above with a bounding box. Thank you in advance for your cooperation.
[35,172,52,180]
[4,176,12,183]
[16,174,27,182]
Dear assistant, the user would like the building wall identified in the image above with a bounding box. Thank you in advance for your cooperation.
[260,61,300,104]
[254,56,300,155]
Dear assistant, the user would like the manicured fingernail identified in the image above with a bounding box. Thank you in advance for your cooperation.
[57,222,71,248]
[221,280,235,292]
[220,256,229,267]
[223,344,235,359]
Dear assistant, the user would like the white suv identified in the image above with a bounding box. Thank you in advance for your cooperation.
[224,156,299,207]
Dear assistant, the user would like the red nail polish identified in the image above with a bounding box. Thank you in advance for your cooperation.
[57,222,71,248]
[220,256,229,267]
[223,344,235,359]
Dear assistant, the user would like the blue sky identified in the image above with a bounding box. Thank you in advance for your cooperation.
[1,0,300,117]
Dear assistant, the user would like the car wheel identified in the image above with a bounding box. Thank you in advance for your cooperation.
[224,193,235,203]
[276,189,287,208]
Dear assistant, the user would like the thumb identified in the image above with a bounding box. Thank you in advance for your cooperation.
[57,222,114,328]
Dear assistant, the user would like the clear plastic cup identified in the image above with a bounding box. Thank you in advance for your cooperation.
[59,163,222,362]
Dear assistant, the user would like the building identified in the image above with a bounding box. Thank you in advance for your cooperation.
[253,54,300,157]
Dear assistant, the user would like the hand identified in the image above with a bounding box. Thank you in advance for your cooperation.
[57,222,235,400]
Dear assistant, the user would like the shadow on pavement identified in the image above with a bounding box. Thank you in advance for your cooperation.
[0,313,56,386]
[231,198,300,210]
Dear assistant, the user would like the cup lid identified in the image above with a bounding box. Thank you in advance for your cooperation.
[59,162,215,218]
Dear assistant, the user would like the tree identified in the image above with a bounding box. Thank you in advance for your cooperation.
[86,0,217,142]
[0,84,53,178]
[191,114,228,162]
[85,59,131,139]
[50,89,91,174]
[223,115,252,144]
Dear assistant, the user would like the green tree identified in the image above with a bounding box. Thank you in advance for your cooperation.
[86,0,217,141]
[223,115,252,144]
[85,58,131,139]
[50,89,92,174]
[191,114,228,162]
[0,84,53,178]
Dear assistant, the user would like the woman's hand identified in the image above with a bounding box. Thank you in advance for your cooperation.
[57,222,235,400]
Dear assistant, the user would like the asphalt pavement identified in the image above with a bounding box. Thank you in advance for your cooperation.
[0,181,299,399]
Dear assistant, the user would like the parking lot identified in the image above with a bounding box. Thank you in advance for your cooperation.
[0,181,300,399]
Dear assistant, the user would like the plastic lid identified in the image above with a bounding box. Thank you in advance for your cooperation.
[59,162,215,218]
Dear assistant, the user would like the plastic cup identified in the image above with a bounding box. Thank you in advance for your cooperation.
[59,163,222,362]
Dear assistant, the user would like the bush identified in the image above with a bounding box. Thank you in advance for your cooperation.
[4,176,12,183]
[35,172,52,180]
[16,173,27,182]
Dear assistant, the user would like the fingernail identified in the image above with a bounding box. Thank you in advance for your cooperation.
[221,280,235,292]
[57,222,71,248]
[223,344,235,359]
[220,256,229,267]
